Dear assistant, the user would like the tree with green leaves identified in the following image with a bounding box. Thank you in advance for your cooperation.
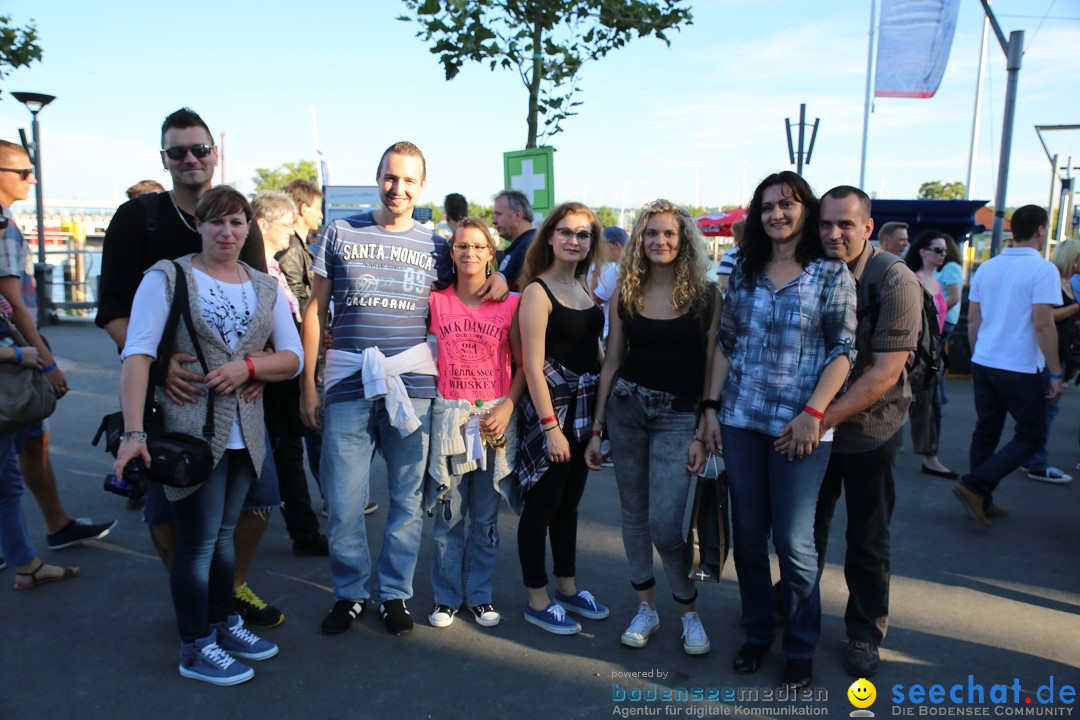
[918,180,966,200]
[0,15,43,94]
[252,160,318,192]
[593,205,618,228]
[399,0,692,148]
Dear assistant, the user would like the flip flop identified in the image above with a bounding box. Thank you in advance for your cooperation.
[14,560,80,590]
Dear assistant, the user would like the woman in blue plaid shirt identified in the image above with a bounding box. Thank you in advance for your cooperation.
[702,171,856,689]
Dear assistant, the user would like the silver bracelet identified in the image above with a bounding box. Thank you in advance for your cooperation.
[121,431,148,443]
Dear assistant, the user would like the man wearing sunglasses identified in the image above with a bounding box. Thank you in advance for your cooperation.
[95,109,284,630]
[0,139,118,553]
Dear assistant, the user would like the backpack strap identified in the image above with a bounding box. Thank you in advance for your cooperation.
[857,251,903,328]
[136,192,160,242]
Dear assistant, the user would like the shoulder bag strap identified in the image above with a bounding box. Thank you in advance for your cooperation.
[170,261,215,442]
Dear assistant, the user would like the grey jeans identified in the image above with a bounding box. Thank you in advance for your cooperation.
[606,377,698,602]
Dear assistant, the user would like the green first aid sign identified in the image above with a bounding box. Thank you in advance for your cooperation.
[503,147,555,216]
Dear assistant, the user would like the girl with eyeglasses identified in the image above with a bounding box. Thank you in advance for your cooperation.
[584,199,720,655]
[424,218,524,630]
[905,231,956,479]
[514,202,607,635]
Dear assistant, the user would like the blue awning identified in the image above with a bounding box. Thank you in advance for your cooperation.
[870,199,989,244]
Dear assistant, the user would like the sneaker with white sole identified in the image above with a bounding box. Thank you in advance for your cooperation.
[680,611,710,655]
[214,614,279,660]
[468,603,501,627]
[621,602,660,648]
[524,602,581,635]
[1027,467,1072,484]
[428,603,457,628]
[554,589,609,620]
[179,630,253,686]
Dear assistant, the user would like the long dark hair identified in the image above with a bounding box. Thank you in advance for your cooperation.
[906,230,949,273]
[518,202,601,288]
[739,171,821,287]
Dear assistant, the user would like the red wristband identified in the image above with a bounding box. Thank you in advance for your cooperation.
[244,357,256,380]
[690,437,704,445]
[592,429,602,437]
[803,405,824,420]
[539,414,557,427]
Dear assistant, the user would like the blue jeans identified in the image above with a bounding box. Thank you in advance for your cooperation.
[0,431,34,567]
[606,378,698,602]
[721,425,831,660]
[430,448,500,607]
[962,363,1046,505]
[322,396,431,602]
[170,450,255,642]
[1025,369,1060,473]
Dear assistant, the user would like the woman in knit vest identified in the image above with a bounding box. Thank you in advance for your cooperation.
[113,186,302,686]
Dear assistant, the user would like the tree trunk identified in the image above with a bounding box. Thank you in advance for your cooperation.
[526,11,542,149]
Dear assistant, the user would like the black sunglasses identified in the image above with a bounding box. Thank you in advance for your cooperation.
[162,144,214,161]
[0,168,34,180]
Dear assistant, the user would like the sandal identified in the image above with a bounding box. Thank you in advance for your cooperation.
[14,559,80,590]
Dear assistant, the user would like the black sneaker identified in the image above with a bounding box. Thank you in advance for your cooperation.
[845,640,880,677]
[379,599,414,635]
[234,583,285,628]
[428,603,457,628]
[322,599,366,635]
[468,604,501,627]
[292,535,330,556]
[46,518,118,550]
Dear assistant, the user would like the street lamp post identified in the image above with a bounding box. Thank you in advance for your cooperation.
[11,91,56,327]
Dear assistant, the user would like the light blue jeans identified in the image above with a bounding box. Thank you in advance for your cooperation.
[606,378,698,602]
[322,396,431,602]
[430,447,500,607]
[0,431,35,567]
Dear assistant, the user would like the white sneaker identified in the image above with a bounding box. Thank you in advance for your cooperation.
[620,602,660,648]
[681,611,710,655]
[1027,467,1072,484]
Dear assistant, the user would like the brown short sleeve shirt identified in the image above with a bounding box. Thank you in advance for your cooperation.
[833,242,923,454]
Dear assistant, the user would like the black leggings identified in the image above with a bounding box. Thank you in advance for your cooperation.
[517,436,589,589]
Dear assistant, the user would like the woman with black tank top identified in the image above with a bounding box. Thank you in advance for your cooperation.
[584,200,721,655]
[514,202,607,635]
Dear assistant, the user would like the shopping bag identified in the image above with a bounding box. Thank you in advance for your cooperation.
[682,455,729,583]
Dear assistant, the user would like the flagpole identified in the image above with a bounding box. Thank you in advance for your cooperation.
[964,11,990,199]
[859,0,876,191]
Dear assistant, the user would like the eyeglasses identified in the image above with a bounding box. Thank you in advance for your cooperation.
[0,168,34,180]
[925,247,947,254]
[554,227,593,243]
[452,243,490,253]
[162,144,214,161]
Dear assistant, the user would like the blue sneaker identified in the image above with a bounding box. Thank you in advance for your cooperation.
[179,630,254,686]
[524,602,581,635]
[215,614,279,660]
[555,589,610,620]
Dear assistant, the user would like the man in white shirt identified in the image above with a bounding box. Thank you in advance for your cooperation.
[953,205,1064,527]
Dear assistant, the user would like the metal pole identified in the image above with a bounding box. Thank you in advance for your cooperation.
[1048,153,1059,232]
[965,13,989,199]
[989,30,1023,257]
[859,0,876,190]
[30,114,50,327]
[797,104,806,175]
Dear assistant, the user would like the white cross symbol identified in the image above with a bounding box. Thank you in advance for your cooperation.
[510,159,546,206]
[695,570,710,581]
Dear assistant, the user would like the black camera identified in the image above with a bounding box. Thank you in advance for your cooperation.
[104,458,146,502]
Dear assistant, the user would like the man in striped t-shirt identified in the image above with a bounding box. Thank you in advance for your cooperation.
[301,141,507,637]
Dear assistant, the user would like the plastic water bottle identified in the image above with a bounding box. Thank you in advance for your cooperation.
[474,400,507,448]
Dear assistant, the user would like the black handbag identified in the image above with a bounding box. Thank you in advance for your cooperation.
[681,455,730,583]
[0,313,57,431]
[93,262,215,488]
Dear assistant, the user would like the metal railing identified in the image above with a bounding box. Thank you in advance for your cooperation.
[34,241,102,321]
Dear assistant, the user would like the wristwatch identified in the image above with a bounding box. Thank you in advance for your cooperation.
[121,431,148,443]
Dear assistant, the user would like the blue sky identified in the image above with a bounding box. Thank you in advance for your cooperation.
[2,0,1078,214]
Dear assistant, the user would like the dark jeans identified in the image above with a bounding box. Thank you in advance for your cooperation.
[815,430,900,646]
[170,450,255,642]
[722,425,831,660]
[274,436,322,542]
[961,363,1046,506]
[517,436,589,589]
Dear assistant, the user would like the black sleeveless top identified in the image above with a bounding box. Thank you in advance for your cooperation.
[620,310,707,397]
[531,278,603,375]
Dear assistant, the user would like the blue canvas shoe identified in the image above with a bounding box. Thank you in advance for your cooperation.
[555,589,610,620]
[524,602,581,635]
[215,614,279,660]
[179,630,254,686]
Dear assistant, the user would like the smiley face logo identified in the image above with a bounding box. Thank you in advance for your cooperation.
[848,678,877,709]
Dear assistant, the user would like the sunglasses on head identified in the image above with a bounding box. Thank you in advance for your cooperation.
[0,168,34,180]
[162,144,214,161]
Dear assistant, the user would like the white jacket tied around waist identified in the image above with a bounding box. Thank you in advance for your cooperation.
[324,343,438,436]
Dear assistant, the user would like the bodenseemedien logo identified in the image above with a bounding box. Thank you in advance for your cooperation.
[849,678,877,717]
[890,675,1075,716]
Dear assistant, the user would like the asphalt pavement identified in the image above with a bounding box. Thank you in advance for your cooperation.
[2,321,1077,720]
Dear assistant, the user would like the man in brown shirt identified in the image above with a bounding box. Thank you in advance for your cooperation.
[813,186,922,678]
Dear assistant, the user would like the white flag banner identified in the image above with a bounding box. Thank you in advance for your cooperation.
[875,0,961,98]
